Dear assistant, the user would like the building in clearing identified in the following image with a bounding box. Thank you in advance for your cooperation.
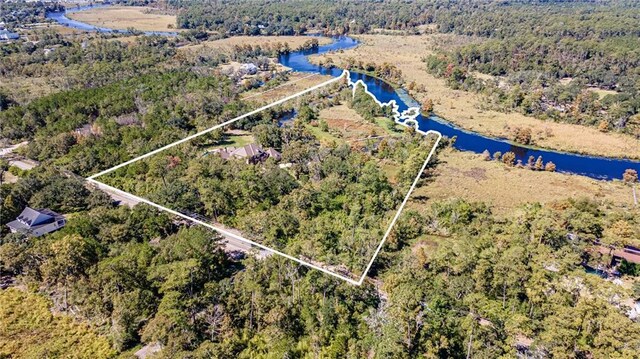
[0,29,19,41]
[239,63,258,75]
[6,207,66,237]
[212,143,281,164]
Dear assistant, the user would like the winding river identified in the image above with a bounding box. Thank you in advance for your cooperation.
[47,9,640,180]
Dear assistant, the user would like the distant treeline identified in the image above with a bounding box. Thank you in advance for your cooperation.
[0,1,63,28]
[424,0,640,135]
[169,0,433,35]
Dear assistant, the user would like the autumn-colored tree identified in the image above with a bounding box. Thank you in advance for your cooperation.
[422,98,434,113]
[527,155,535,169]
[545,161,556,172]
[598,120,609,132]
[534,156,544,170]
[622,169,638,205]
[513,127,532,145]
[502,151,516,166]
[623,169,639,183]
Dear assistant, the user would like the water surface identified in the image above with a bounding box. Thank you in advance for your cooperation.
[47,7,640,180]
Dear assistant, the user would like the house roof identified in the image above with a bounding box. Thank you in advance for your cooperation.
[265,148,281,159]
[232,143,264,158]
[6,207,62,233]
[595,245,640,265]
[16,207,57,227]
[211,147,236,159]
[0,30,19,40]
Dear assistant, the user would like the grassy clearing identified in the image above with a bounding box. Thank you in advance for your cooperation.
[378,160,401,183]
[222,131,254,147]
[309,34,640,159]
[67,6,178,32]
[587,87,618,99]
[180,35,333,52]
[318,104,400,140]
[205,130,254,150]
[0,76,59,105]
[409,148,636,217]
[304,123,342,145]
[242,73,334,104]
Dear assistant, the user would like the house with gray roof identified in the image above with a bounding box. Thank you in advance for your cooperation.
[0,29,19,41]
[212,143,281,164]
[6,207,66,237]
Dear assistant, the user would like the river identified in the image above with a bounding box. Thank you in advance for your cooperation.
[46,8,640,180]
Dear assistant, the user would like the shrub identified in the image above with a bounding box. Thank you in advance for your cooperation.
[545,161,557,172]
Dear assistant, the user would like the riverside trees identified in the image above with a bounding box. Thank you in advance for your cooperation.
[2,167,640,357]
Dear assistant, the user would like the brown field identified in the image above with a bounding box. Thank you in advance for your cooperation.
[67,6,178,32]
[319,104,383,139]
[241,73,334,104]
[181,36,333,53]
[309,34,640,159]
[409,149,636,216]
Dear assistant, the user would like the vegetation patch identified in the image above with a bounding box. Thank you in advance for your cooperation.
[67,6,178,32]
[95,86,438,278]
[0,288,114,358]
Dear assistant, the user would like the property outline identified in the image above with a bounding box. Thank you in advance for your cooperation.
[87,70,442,285]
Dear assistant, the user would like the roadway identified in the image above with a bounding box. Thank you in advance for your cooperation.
[90,180,263,255]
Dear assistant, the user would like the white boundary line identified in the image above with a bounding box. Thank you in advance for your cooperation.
[242,73,319,101]
[86,177,361,285]
[88,72,343,180]
[356,131,440,285]
[88,70,442,285]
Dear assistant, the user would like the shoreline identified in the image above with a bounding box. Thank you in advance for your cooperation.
[307,35,640,162]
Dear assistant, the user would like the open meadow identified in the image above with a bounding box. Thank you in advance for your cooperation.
[241,73,335,104]
[410,148,636,216]
[179,35,333,53]
[66,6,178,32]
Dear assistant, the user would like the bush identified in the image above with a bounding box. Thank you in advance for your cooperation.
[545,161,557,172]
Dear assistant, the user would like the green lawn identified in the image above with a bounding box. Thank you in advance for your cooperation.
[305,124,344,145]
[205,132,255,151]
[374,116,403,136]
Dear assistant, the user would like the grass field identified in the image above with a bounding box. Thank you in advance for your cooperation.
[206,130,254,151]
[409,148,636,216]
[242,73,335,104]
[180,35,333,53]
[67,6,178,32]
[309,34,640,159]
[0,76,59,105]
[319,104,386,139]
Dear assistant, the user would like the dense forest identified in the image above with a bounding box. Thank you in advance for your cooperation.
[2,166,640,357]
[97,83,432,274]
[0,31,324,177]
[423,1,640,135]
[1,1,640,358]
[169,0,432,35]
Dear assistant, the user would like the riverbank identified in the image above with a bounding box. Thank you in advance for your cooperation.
[410,148,636,216]
[39,5,640,180]
[309,34,640,160]
[178,35,333,53]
